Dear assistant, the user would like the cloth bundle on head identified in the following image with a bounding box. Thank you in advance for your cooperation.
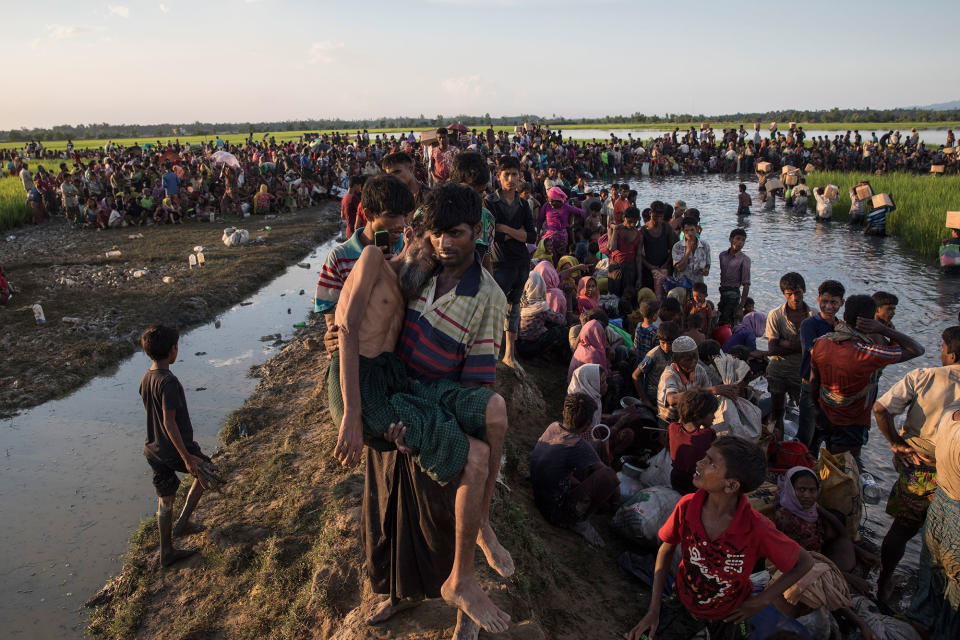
[576,276,600,312]
[733,311,767,337]
[534,260,566,315]
[547,186,568,203]
[671,335,698,354]
[567,319,609,383]
[520,271,550,319]
[567,363,604,427]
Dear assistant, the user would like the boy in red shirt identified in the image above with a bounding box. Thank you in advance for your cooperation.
[810,295,923,462]
[628,436,813,640]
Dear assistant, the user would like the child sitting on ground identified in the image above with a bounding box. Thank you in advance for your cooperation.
[632,321,681,407]
[628,437,814,640]
[668,388,719,494]
[139,325,212,567]
[530,392,619,547]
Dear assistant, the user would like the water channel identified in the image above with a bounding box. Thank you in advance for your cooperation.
[3,172,959,637]
[0,238,336,638]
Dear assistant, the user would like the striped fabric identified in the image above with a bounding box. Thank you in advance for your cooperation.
[315,229,366,313]
[397,260,507,385]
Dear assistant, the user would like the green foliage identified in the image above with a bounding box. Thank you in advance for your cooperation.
[804,170,960,257]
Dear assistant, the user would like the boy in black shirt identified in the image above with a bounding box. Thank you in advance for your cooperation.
[139,325,210,567]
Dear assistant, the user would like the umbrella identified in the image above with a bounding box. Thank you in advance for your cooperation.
[208,150,241,169]
[446,123,469,133]
[159,149,180,165]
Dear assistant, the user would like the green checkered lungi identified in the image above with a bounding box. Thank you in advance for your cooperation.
[328,351,491,484]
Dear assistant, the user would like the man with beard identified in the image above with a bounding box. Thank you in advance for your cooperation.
[327,181,513,637]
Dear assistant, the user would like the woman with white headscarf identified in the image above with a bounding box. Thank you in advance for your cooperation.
[517,271,566,358]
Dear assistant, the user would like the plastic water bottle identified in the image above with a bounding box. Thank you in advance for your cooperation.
[32,302,45,324]
[188,254,198,269]
[861,472,881,505]
[105,250,121,258]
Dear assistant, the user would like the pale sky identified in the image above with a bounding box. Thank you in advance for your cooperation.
[2,0,958,130]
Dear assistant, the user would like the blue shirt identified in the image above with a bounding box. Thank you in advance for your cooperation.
[799,314,835,380]
[161,171,180,196]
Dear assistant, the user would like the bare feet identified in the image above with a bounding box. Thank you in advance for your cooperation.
[477,522,514,578]
[571,520,605,547]
[172,519,206,537]
[365,597,421,625]
[441,576,510,633]
[160,546,197,567]
[452,610,480,640]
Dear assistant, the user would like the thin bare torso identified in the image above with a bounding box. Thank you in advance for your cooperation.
[335,248,405,358]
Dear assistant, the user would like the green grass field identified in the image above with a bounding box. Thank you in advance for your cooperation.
[803,170,960,257]
[2,121,957,151]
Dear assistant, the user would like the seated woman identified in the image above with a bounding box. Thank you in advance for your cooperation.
[533,260,567,317]
[530,392,619,547]
[567,319,609,384]
[254,184,274,214]
[773,466,879,596]
[576,276,600,312]
[668,388,719,494]
[517,272,567,359]
[721,311,767,357]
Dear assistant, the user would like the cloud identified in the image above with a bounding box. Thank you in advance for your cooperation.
[308,41,344,64]
[441,75,488,98]
[159,3,169,12]
[47,25,96,39]
[107,5,130,17]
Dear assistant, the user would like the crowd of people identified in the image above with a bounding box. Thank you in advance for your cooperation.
[4,120,956,229]
[116,122,960,640]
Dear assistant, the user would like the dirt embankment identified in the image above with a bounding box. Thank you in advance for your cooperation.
[86,331,647,640]
[0,204,339,418]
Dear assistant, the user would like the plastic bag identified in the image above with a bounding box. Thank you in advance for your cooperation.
[851,595,922,640]
[638,448,672,489]
[816,449,862,540]
[222,228,250,247]
[611,485,681,544]
[747,482,779,518]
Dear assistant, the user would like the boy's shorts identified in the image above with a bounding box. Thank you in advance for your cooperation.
[146,445,208,497]
[818,413,869,449]
[766,372,800,401]
[654,595,752,640]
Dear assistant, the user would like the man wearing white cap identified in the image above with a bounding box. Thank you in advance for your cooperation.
[657,336,738,423]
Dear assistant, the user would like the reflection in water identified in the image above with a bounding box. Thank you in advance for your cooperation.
[0,239,336,638]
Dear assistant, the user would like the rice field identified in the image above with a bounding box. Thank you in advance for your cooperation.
[0,161,64,230]
[803,170,960,257]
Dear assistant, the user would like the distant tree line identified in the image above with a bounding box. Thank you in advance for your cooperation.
[3,107,958,142]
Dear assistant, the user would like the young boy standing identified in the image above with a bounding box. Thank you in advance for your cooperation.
[139,325,210,567]
[766,272,812,441]
[628,437,813,640]
[797,280,846,452]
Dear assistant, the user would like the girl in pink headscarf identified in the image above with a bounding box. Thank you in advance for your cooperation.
[533,260,566,316]
[537,187,585,264]
[576,276,600,312]
[567,319,609,383]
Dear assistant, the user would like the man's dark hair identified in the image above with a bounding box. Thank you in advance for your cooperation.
[563,393,597,433]
[361,175,415,218]
[589,201,602,212]
[687,312,704,329]
[698,339,722,363]
[692,281,707,294]
[872,291,899,307]
[942,326,960,359]
[843,294,878,326]
[639,299,660,320]
[713,435,767,493]
[657,320,681,342]
[661,297,682,316]
[141,325,179,361]
[686,208,700,220]
[779,272,806,292]
[422,182,481,232]
[497,155,522,173]
[451,151,489,188]
[580,307,609,327]
[347,175,366,188]
[818,280,846,298]
[628,189,637,200]
[677,388,719,424]
[381,151,414,171]
[624,206,640,221]
[681,215,698,230]
[729,227,747,240]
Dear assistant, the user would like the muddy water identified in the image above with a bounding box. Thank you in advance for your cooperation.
[0,238,336,638]
[597,172,960,570]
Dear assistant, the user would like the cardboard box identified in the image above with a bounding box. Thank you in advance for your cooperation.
[756,161,773,173]
[944,147,955,155]
[855,184,873,200]
[872,193,895,209]
[420,130,439,146]
[825,185,839,200]
[804,163,816,173]
[781,164,799,175]
[931,164,945,174]
[946,211,960,228]
[783,174,799,186]
[765,178,783,191]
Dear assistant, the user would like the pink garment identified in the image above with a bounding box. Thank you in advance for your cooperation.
[534,261,566,315]
[576,276,600,312]
[567,319,609,382]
